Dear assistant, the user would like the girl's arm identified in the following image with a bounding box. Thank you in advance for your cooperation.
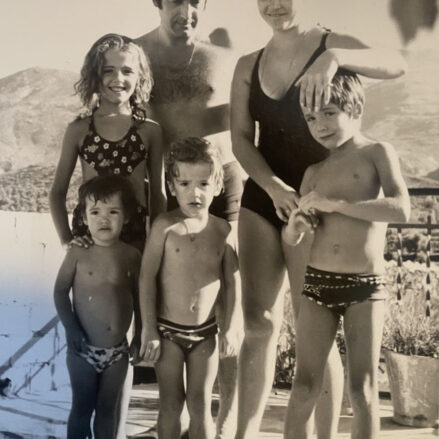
[299,31,407,110]
[299,142,411,223]
[219,226,242,358]
[49,120,84,247]
[53,249,86,352]
[138,215,167,362]
[231,54,299,223]
[142,121,167,226]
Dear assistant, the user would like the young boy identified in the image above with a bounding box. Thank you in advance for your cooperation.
[282,71,410,439]
[138,137,241,439]
[53,175,141,439]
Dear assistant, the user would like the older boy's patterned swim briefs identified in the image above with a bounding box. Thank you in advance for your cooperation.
[303,266,387,316]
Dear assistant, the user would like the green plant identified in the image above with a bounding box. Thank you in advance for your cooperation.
[382,269,439,358]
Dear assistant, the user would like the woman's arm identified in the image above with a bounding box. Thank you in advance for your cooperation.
[231,54,299,222]
[142,121,167,226]
[299,31,407,110]
[219,226,242,358]
[49,120,83,247]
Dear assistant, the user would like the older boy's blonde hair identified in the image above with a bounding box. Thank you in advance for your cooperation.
[75,33,153,120]
[166,137,224,190]
[329,69,365,113]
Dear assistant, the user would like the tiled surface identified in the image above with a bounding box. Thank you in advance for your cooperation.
[0,384,437,438]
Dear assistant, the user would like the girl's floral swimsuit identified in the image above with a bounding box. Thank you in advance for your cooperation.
[72,116,148,247]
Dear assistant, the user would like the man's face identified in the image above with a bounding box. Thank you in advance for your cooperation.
[155,0,207,41]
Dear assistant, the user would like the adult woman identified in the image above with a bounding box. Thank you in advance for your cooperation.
[230,1,406,438]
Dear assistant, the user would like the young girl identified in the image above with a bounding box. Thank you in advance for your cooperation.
[49,33,166,438]
[50,33,166,252]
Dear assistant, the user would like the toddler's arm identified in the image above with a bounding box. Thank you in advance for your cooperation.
[299,143,410,223]
[219,227,242,358]
[141,122,167,226]
[53,249,86,353]
[50,120,93,249]
[138,215,168,363]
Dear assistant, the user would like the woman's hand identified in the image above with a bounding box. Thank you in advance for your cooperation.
[63,235,94,250]
[297,50,339,111]
[269,182,300,223]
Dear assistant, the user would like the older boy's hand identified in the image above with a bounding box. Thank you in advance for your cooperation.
[219,331,240,358]
[139,329,161,363]
[299,191,337,214]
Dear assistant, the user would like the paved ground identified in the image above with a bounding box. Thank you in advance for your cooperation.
[1,383,436,438]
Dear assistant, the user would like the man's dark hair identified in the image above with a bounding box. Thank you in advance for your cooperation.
[153,0,207,9]
[78,175,137,220]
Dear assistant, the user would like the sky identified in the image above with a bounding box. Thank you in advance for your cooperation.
[1,0,438,79]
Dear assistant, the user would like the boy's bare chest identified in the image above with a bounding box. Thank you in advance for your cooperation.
[164,233,223,270]
[311,154,379,200]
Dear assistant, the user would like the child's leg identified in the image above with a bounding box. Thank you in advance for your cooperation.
[155,338,186,439]
[186,336,219,439]
[344,300,386,439]
[94,356,129,439]
[284,297,339,439]
[284,236,344,439]
[66,352,98,439]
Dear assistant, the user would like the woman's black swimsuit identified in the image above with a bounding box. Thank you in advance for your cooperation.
[241,32,330,231]
[72,116,148,247]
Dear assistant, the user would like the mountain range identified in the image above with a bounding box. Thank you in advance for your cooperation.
[0,49,438,212]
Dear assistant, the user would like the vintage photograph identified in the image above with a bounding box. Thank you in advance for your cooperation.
[0,1,438,438]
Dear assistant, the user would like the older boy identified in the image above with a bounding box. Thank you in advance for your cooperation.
[282,71,410,439]
[138,138,241,439]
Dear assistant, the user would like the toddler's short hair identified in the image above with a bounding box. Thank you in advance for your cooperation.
[166,137,223,189]
[75,33,153,119]
[329,69,365,112]
[78,175,137,220]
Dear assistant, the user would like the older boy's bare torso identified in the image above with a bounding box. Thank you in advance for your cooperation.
[136,32,237,163]
[158,214,228,326]
[72,243,137,347]
[307,144,387,274]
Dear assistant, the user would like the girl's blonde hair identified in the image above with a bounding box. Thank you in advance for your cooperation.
[75,33,153,119]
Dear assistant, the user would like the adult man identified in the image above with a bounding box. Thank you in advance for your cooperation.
[136,1,243,438]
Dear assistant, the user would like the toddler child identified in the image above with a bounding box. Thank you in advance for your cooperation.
[138,137,241,439]
[54,175,141,439]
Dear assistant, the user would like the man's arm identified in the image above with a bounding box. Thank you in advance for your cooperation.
[219,226,242,358]
[138,215,167,362]
[53,249,85,352]
[299,143,411,223]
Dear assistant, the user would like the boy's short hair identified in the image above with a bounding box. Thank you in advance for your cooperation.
[329,69,365,112]
[153,0,207,9]
[166,137,223,189]
[78,175,137,220]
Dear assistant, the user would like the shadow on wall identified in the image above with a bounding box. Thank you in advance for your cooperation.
[390,0,438,44]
